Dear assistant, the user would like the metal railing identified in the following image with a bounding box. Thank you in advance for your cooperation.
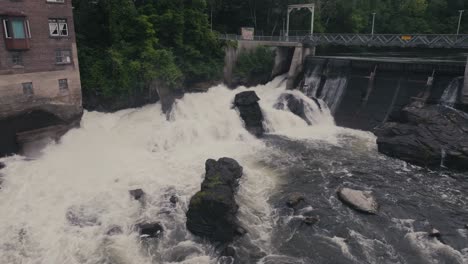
[219,33,468,49]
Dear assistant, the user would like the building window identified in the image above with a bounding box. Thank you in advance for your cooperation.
[58,79,68,91]
[47,0,65,3]
[22,82,33,96]
[2,17,30,39]
[49,19,68,37]
[12,52,23,65]
[55,49,72,64]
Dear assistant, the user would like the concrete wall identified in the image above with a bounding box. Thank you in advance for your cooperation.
[286,45,315,90]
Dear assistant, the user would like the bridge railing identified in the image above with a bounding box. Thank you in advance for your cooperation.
[219,33,468,48]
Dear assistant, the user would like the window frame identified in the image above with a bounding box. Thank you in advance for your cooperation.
[55,48,72,65]
[48,18,69,37]
[22,82,34,96]
[58,78,69,91]
[12,52,23,66]
[2,17,31,40]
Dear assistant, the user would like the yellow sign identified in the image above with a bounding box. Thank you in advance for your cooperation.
[401,35,412,41]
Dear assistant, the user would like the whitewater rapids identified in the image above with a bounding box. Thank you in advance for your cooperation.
[1,77,467,264]
[0,77,334,264]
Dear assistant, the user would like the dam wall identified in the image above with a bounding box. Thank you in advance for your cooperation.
[299,56,466,131]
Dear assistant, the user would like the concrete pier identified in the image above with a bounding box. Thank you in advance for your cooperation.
[286,45,314,90]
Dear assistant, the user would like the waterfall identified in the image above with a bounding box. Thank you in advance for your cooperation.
[440,77,463,107]
[0,77,336,264]
[302,59,349,114]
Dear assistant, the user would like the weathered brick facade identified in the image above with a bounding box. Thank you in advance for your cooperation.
[0,0,82,118]
[0,1,82,155]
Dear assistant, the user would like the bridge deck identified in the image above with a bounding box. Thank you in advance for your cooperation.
[220,34,468,49]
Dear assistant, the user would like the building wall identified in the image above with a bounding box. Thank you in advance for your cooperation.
[0,0,82,119]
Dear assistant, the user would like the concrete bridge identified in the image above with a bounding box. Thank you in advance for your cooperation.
[220,33,468,49]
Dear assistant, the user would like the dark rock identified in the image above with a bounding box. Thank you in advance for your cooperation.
[376,105,468,171]
[186,158,244,243]
[170,195,178,204]
[129,189,145,201]
[275,93,317,125]
[337,187,379,214]
[429,228,441,238]
[106,225,123,236]
[286,192,305,208]
[233,91,265,137]
[137,222,163,238]
[464,224,468,229]
[235,226,247,236]
[0,162,5,170]
[303,216,320,226]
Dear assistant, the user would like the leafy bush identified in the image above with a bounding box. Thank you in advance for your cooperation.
[233,46,275,85]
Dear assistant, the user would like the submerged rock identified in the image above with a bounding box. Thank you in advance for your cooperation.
[137,222,163,238]
[303,216,320,226]
[129,189,145,201]
[0,162,5,170]
[286,192,305,208]
[275,93,316,125]
[234,91,265,137]
[169,195,178,204]
[429,228,441,238]
[186,158,244,243]
[337,187,379,214]
[106,225,123,236]
[376,105,468,171]
[66,206,101,227]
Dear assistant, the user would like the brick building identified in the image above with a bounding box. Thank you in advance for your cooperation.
[0,0,82,155]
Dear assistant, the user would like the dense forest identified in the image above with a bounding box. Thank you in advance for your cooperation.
[73,0,467,108]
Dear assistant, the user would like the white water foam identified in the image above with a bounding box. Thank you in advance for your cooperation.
[0,77,339,264]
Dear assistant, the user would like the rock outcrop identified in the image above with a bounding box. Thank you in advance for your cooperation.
[275,93,321,125]
[375,105,468,171]
[129,189,145,201]
[337,187,379,214]
[234,91,265,137]
[137,222,163,238]
[186,158,244,243]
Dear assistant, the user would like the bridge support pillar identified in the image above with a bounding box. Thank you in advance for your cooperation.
[463,56,468,105]
[286,45,315,90]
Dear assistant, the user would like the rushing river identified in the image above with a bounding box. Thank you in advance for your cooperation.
[0,77,467,264]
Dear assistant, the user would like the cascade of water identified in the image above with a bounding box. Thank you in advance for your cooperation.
[440,77,463,107]
[302,63,324,98]
[0,77,337,264]
[302,59,349,115]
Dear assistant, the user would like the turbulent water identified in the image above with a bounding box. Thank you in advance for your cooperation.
[0,77,467,264]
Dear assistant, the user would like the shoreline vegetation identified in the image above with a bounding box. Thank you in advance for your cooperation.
[73,0,467,111]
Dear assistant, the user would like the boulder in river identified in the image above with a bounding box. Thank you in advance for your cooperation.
[129,189,145,201]
[375,105,468,171]
[303,216,320,226]
[186,158,244,243]
[275,93,316,125]
[137,222,163,238]
[286,192,305,208]
[0,162,5,170]
[234,91,265,137]
[337,187,379,214]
